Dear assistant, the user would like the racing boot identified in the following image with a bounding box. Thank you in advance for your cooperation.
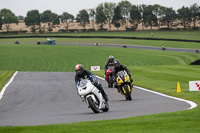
[98,84,109,102]
[117,86,121,93]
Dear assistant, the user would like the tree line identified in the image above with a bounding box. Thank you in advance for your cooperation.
[0,0,200,33]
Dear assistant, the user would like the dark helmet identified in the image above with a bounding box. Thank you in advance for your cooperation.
[75,64,84,75]
[114,59,120,68]
[108,55,114,62]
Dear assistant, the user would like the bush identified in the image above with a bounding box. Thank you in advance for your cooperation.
[159,28,174,31]
[192,27,200,30]
[79,29,87,32]
[68,29,78,33]
[0,30,28,35]
[97,28,107,31]
[126,27,137,31]
[87,29,95,32]
[58,29,68,33]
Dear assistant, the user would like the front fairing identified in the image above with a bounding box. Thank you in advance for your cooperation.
[116,71,130,85]
[77,79,95,96]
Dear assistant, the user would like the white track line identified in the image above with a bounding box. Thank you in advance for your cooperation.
[96,75,197,110]
[0,71,18,100]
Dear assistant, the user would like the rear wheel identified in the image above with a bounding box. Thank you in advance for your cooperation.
[124,85,132,101]
[87,96,100,113]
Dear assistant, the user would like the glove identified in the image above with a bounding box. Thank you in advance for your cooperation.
[130,78,133,83]
[92,81,98,86]
[112,77,116,82]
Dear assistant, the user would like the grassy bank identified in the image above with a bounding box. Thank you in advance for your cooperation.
[0,44,199,72]
[1,31,200,41]
[0,44,200,132]
[0,71,14,90]
[1,38,200,49]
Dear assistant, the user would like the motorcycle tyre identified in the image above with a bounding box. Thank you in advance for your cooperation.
[109,76,114,88]
[87,96,100,113]
[124,85,132,101]
[109,82,113,88]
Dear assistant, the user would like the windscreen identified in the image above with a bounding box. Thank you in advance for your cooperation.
[79,79,88,88]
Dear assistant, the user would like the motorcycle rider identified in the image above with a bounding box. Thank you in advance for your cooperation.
[113,59,133,92]
[75,64,108,102]
[104,55,115,71]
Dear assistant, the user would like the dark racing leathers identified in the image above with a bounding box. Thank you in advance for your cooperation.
[75,70,108,102]
[104,60,115,83]
[104,60,114,71]
[113,65,133,92]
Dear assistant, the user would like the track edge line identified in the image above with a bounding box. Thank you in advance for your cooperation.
[0,71,18,100]
[96,75,197,110]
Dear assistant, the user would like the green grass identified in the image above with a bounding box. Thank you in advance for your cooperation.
[0,71,14,89]
[1,38,200,49]
[0,44,200,132]
[1,31,200,40]
[0,44,199,72]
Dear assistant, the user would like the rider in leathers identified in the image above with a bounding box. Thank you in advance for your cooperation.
[75,64,108,102]
[104,55,114,71]
[113,59,133,92]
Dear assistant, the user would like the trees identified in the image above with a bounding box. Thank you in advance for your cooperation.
[177,6,192,28]
[152,4,166,29]
[104,2,116,31]
[189,4,200,28]
[18,15,24,20]
[76,9,89,30]
[142,5,157,30]
[60,12,74,31]
[129,5,141,29]
[1,3,199,33]
[112,6,122,30]
[0,8,18,31]
[24,10,40,33]
[118,0,132,28]
[88,8,96,30]
[95,4,107,31]
[40,10,60,32]
[0,14,2,30]
[162,7,177,28]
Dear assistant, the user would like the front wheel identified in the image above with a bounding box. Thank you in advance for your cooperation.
[124,85,132,101]
[87,96,100,113]
[109,75,114,88]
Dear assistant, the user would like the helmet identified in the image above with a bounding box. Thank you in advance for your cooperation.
[114,59,120,68]
[75,64,84,75]
[108,55,114,62]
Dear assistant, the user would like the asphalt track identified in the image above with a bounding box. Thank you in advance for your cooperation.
[1,42,199,53]
[0,72,191,126]
[57,43,200,53]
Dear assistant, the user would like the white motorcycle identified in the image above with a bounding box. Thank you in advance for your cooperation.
[77,79,109,113]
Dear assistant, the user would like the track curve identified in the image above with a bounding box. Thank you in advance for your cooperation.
[0,72,190,126]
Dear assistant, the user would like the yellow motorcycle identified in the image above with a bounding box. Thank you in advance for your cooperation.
[116,70,133,100]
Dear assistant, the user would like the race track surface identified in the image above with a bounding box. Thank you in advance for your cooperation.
[58,43,199,53]
[0,72,190,126]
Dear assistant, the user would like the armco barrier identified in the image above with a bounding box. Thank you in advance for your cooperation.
[0,36,200,43]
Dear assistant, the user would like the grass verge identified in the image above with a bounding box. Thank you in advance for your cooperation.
[0,38,200,49]
[0,71,14,91]
[1,31,200,41]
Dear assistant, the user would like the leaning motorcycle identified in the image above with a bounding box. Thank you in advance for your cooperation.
[105,66,115,88]
[77,79,109,113]
[116,70,133,100]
